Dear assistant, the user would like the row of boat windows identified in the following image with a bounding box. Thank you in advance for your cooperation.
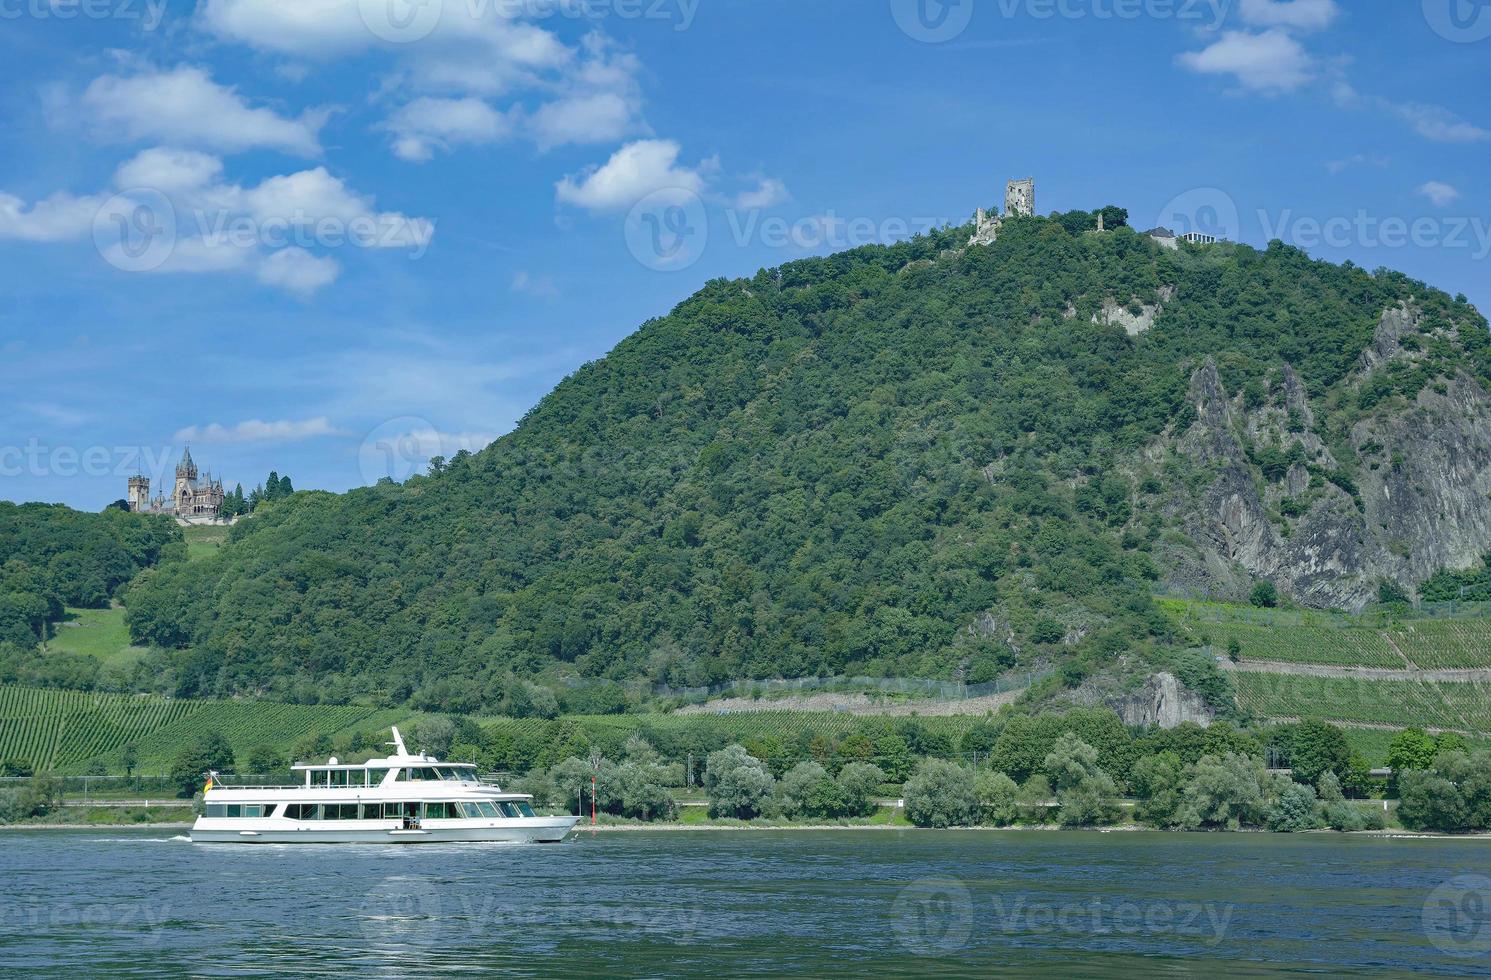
[203,801,536,820]
[307,767,478,787]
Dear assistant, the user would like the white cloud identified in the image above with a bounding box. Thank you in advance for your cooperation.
[82,66,325,156]
[1417,181,1461,207]
[511,270,559,298]
[528,92,637,150]
[1237,0,1339,31]
[4,148,432,294]
[198,0,373,57]
[555,139,708,212]
[1177,30,1315,93]
[732,178,791,210]
[257,247,342,297]
[239,167,434,250]
[1385,101,1491,144]
[1334,84,1491,144]
[114,147,225,192]
[0,191,105,242]
[174,416,344,443]
[1324,153,1388,175]
[387,97,513,162]
[200,0,570,73]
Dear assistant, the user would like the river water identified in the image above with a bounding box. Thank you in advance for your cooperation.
[2,828,1490,977]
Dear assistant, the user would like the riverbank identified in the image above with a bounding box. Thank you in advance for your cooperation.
[5,821,1478,838]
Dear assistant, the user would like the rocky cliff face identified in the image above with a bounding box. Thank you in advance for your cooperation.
[1150,304,1491,611]
[1112,672,1215,729]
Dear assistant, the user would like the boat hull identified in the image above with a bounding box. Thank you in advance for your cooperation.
[190,817,580,844]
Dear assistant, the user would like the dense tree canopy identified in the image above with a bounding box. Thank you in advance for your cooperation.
[119,217,1488,708]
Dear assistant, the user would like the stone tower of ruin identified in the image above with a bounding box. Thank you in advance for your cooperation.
[1005,179,1035,218]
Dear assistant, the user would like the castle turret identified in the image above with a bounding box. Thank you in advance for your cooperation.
[176,446,197,482]
[127,475,150,512]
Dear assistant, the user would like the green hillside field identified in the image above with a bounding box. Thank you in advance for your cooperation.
[0,684,997,776]
[1161,598,1491,670]
[44,605,143,668]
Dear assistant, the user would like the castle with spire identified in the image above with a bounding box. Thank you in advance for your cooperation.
[128,447,228,524]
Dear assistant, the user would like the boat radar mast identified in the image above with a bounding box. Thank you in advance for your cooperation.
[388,726,409,756]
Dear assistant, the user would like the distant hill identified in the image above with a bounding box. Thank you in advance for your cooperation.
[121,214,1491,711]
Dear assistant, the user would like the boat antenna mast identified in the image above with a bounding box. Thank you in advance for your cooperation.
[387,726,409,756]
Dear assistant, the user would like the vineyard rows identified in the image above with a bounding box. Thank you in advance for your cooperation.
[0,686,990,774]
[1165,601,1491,670]
[1233,673,1491,735]
[0,686,424,773]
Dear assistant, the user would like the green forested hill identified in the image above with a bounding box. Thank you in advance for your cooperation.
[0,504,181,686]
[121,214,1489,710]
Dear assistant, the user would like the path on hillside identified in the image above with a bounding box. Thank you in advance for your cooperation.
[1262,715,1481,738]
[1222,660,1491,683]
[674,689,1026,718]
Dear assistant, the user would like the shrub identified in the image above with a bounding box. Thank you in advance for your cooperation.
[972,770,1019,826]
[169,730,235,798]
[903,759,980,828]
[705,744,774,819]
[1267,781,1319,832]
[1043,734,1120,826]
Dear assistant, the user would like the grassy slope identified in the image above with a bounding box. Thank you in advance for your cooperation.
[44,605,144,668]
[182,523,231,562]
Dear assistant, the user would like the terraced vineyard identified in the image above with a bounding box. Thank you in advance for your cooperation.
[1161,599,1491,670]
[0,685,426,773]
[1233,673,1491,735]
[0,687,197,771]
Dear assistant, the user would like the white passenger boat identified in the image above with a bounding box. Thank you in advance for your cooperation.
[189,727,580,844]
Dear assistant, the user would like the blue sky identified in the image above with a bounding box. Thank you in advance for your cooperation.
[1,0,1487,509]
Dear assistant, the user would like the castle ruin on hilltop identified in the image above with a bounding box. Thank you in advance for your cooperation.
[128,447,228,525]
[970,178,1036,246]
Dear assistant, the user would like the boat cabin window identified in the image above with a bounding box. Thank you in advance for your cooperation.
[517,802,536,818]
[423,802,458,819]
[204,804,265,818]
[396,766,476,782]
[360,804,383,820]
[285,803,322,820]
[324,804,359,820]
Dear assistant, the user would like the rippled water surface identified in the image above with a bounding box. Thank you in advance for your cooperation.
[3,828,1491,977]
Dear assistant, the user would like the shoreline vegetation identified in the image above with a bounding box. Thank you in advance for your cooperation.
[7,715,1486,836]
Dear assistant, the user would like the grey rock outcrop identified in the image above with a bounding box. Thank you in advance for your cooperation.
[1113,672,1215,729]
[1152,304,1491,610]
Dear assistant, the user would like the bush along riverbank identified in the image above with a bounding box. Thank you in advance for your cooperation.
[8,712,1485,835]
[514,720,1481,834]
